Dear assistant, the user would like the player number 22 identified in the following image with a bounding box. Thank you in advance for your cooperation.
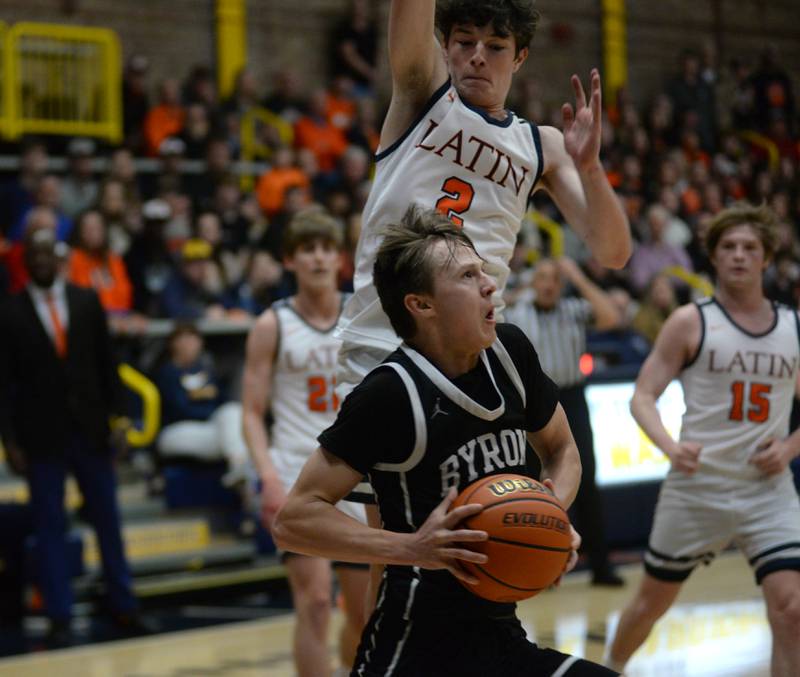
[308,375,339,413]
[728,381,771,423]
[435,177,475,228]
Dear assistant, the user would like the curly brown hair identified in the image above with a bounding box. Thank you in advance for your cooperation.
[435,0,539,55]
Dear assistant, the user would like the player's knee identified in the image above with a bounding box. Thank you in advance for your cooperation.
[295,588,332,621]
[768,587,800,635]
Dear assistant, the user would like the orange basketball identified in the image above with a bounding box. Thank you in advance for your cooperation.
[451,473,572,603]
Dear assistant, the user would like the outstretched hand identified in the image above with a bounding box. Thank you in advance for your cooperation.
[410,487,489,585]
[561,68,603,173]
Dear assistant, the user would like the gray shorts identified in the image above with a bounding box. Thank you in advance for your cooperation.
[645,470,800,585]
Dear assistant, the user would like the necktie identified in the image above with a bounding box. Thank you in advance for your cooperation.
[45,292,68,358]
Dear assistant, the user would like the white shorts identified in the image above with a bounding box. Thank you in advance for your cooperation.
[271,447,367,524]
[645,470,800,584]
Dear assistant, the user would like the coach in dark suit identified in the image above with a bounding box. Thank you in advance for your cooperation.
[0,227,142,644]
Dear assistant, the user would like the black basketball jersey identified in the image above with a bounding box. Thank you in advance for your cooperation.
[319,323,559,620]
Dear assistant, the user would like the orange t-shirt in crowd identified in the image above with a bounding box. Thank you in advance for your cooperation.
[255,167,311,217]
[68,249,133,312]
[143,104,186,156]
[294,117,348,172]
[326,94,356,131]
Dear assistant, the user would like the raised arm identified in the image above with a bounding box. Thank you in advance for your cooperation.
[274,447,489,583]
[539,69,631,269]
[630,304,701,474]
[241,309,284,529]
[557,256,620,330]
[382,0,449,148]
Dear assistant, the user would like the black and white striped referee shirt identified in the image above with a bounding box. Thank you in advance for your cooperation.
[504,296,593,388]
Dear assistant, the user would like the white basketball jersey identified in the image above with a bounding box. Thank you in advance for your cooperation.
[337,80,543,353]
[679,298,800,480]
[271,297,344,459]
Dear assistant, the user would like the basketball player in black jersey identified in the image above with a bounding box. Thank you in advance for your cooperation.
[274,206,618,676]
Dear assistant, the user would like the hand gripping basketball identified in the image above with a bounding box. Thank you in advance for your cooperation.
[410,486,489,585]
[450,474,573,603]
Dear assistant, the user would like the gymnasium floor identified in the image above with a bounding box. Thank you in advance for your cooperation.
[0,551,770,677]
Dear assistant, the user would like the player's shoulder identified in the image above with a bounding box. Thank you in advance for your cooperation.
[666,301,705,328]
[495,322,538,362]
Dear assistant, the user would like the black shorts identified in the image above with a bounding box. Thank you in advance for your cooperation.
[351,609,618,676]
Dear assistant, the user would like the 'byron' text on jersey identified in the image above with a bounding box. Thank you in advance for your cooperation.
[439,428,527,495]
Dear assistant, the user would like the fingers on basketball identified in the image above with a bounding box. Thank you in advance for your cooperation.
[449,474,573,603]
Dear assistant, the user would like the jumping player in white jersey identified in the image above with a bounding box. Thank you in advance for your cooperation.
[336,0,631,395]
[606,203,800,677]
[241,210,368,677]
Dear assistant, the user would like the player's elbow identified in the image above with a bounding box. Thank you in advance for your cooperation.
[598,242,632,270]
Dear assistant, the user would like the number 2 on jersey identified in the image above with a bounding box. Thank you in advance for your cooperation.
[308,375,339,413]
[729,381,771,423]
[435,177,475,228]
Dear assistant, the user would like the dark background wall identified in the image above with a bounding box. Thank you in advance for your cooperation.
[1,0,798,117]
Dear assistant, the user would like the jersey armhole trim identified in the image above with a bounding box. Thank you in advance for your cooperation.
[373,363,428,473]
[490,337,526,407]
[682,301,707,370]
[793,308,800,349]
[374,78,452,163]
[270,303,283,364]
[528,123,544,197]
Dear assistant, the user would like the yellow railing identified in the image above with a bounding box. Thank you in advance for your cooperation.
[239,106,294,191]
[527,210,565,262]
[738,130,779,174]
[0,22,8,139]
[1,22,121,142]
[662,265,714,297]
[118,363,161,448]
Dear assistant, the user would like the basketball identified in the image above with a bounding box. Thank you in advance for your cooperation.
[451,473,572,603]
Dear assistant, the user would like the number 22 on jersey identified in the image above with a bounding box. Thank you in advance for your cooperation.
[308,375,339,413]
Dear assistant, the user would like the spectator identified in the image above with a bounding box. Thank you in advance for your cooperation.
[263,69,307,125]
[0,228,150,646]
[10,175,73,243]
[3,207,59,294]
[294,89,348,172]
[346,96,381,154]
[143,79,185,157]
[750,46,795,134]
[67,210,134,316]
[180,103,213,160]
[60,138,99,219]
[122,54,151,153]
[221,67,261,118]
[628,204,693,294]
[99,179,141,257]
[182,64,218,111]
[667,49,717,152]
[187,138,233,212]
[155,323,251,487]
[158,238,226,320]
[125,198,174,315]
[223,249,283,317]
[255,146,311,218]
[330,0,378,96]
[195,210,245,294]
[0,139,49,232]
[631,273,678,345]
[107,147,141,206]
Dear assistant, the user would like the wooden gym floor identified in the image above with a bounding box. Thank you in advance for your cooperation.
[0,551,771,677]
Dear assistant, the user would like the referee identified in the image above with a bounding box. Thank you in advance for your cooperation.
[506,257,624,586]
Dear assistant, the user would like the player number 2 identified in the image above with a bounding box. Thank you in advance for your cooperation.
[308,375,339,413]
[435,177,475,228]
[729,381,771,423]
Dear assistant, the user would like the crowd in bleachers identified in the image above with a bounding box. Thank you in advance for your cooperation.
[0,14,798,355]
